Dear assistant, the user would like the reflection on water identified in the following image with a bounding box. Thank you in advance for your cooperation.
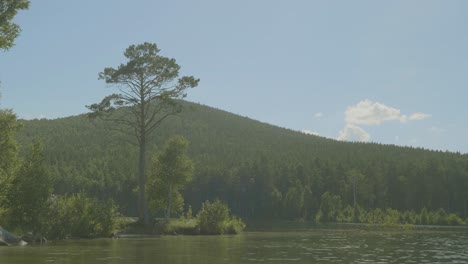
[1,226,467,263]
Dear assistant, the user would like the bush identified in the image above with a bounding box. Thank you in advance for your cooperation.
[224,217,246,234]
[367,208,384,224]
[383,208,400,226]
[47,194,119,239]
[338,205,355,223]
[404,210,418,224]
[446,213,464,226]
[431,208,447,225]
[420,207,429,225]
[197,199,245,235]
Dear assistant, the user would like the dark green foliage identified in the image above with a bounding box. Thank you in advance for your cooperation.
[47,194,119,239]
[334,207,465,226]
[0,0,29,50]
[316,192,342,223]
[339,205,355,223]
[197,199,245,234]
[147,136,194,218]
[197,200,229,234]
[446,213,464,226]
[87,42,199,225]
[5,142,51,235]
[0,109,21,205]
[432,208,448,225]
[0,111,54,237]
[15,101,468,223]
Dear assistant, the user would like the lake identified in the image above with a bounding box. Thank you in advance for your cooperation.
[1,224,468,263]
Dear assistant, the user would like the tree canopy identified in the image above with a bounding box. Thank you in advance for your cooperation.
[0,0,29,51]
[16,101,468,225]
[147,135,194,218]
[87,42,199,225]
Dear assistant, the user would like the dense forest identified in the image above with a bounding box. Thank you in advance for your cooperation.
[16,100,468,223]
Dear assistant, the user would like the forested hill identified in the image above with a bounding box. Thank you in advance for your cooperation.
[17,101,468,219]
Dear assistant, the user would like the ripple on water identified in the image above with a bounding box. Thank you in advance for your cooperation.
[3,228,468,264]
[266,258,301,261]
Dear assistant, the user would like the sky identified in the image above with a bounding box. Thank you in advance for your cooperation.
[1,0,468,153]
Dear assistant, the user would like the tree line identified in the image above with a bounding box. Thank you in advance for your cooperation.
[15,101,468,226]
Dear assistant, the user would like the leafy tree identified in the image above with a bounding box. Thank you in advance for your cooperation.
[0,0,29,50]
[316,192,342,223]
[346,169,365,207]
[6,141,51,236]
[0,109,22,225]
[147,136,194,218]
[283,182,304,219]
[0,110,21,198]
[0,113,53,239]
[87,43,199,224]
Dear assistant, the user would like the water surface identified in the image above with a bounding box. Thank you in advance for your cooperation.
[1,225,467,263]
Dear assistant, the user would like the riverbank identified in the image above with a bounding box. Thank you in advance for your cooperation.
[117,218,198,236]
[118,217,245,236]
[244,219,468,233]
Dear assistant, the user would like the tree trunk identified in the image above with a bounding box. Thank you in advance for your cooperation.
[353,177,357,207]
[166,182,173,219]
[138,137,149,226]
[138,88,150,226]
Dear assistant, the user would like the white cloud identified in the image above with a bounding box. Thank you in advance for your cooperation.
[344,99,430,126]
[338,124,371,142]
[301,130,319,136]
[408,112,431,121]
[314,112,323,118]
[338,99,431,142]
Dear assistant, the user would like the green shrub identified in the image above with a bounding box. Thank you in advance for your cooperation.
[420,207,429,225]
[197,199,245,235]
[384,208,400,226]
[446,213,464,226]
[431,208,447,225]
[338,205,355,223]
[400,210,417,224]
[47,194,119,239]
[224,217,246,234]
[357,207,368,223]
[367,208,385,224]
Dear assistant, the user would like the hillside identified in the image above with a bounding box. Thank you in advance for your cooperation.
[17,101,468,219]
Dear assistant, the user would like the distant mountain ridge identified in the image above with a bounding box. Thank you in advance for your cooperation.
[16,101,468,219]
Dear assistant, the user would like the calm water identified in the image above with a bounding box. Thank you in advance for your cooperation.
[1,225,468,263]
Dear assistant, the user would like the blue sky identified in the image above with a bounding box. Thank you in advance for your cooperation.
[1,0,467,153]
